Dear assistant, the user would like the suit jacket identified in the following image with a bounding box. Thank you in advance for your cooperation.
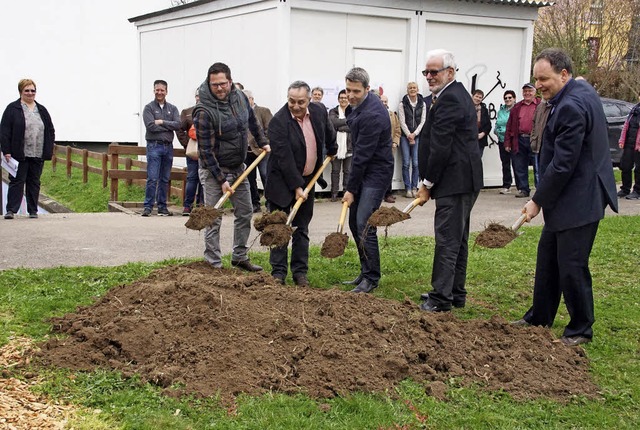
[477,103,492,148]
[418,81,483,199]
[265,102,337,207]
[345,93,394,192]
[533,79,618,231]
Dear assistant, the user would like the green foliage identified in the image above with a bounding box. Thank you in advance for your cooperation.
[2,217,639,429]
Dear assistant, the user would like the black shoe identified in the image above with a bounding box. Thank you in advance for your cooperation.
[420,293,464,308]
[342,275,363,285]
[617,189,630,198]
[625,190,640,200]
[560,335,591,346]
[515,190,530,198]
[4,211,14,219]
[511,319,531,327]
[158,207,173,216]
[350,278,378,293]
[419,300,451,312]
[231,259,263,272]
[141,208,152,217]
[293,273,310,287]
[29,213,38,219]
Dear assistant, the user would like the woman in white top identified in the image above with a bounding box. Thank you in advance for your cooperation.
[398,82,426,198]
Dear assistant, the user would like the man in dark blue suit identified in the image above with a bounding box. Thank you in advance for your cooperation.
[265,81,337,287]
[341,67,394,293]
[514,48,618,346]
[416,49,484,312]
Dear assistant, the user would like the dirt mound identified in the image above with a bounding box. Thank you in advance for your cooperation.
[368,206,410,227]
[184,206,222,231]
[475,223,517,248]
[320,232,349,258]
[37,263,598,402]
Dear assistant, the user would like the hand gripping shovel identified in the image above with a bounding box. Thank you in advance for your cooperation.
[185,150,267,231]
[285,155,334,227]
[321,201,349,258]
[474,213,528,248]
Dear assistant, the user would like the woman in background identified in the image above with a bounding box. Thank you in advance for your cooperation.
[494,89,516,194]
[398,82,426,198]
[1,79,55,219]
[472,89,492,158]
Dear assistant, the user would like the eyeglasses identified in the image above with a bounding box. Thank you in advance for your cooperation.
[209,81,229,89]
[504,96,514,100]
[23,89,36,93]
[421,67,449,77]
[338,96,348,100]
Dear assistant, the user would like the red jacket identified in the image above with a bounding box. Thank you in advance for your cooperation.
[504,97,540,153]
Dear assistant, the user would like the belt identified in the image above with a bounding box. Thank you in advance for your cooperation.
[148,140,173,145]
[519,133,530,138]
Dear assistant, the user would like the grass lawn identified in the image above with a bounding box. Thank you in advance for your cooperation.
[1,214,638,429]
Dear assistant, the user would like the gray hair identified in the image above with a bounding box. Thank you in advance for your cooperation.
[311,86,324,95]
[242,89,254,99]
[288,80,311,96]
[535,48,574,75]
[345,67,370,88]
[425,49,457,75]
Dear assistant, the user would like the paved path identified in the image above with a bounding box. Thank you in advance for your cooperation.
[1,189,636,270]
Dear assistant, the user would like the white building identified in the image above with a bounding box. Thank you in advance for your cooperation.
[130,0,548,189]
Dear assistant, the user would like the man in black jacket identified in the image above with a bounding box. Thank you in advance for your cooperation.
[514,48,618,346]
[417,49,484,312]
[265,81,337,286]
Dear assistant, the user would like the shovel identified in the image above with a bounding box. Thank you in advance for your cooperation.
[320,201,349,258]
[285,156,334,227]
[213,149,267,209]
[511,213,528,233]
[402,197,423,215]
[474,213,528,248]
[368,197,423,227]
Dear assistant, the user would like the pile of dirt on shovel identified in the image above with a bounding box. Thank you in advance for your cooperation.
[37,262,598,402]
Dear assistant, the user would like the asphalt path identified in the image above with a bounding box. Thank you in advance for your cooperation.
[1,189,636,270]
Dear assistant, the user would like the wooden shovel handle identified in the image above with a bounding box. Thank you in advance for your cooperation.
[337,201,349,233]
[286,156,334,225]
[511,213,528,232]
[213,150,267,209]
[402,198,423,214]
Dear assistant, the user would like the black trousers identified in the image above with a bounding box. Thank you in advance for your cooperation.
[523,220,600,339]
[6,157,44,215]
[427,191,479,306]
[498,140,513,189]
[620,142,640,194]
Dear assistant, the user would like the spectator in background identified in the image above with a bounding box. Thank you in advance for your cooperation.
[265,81,337,286]
[141,79,181,217]
[505,83,541,198]
[398,82,426,198]
[617,101,640,200]
[494,89,516,194]
[1,78,55,219]
[328,90,353,202]
[243,89,273,212]
[381,94,401,203]
[176,87,204,216]
[472,89,492,157]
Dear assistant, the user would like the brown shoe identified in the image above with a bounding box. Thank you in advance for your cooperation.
[560,336,591,346]
[231,259,263,272]
[293,273,310,287]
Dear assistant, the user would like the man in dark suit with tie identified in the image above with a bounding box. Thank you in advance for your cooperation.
[265,81,337,287]
[417,49,484,312]
[514,48,618,346]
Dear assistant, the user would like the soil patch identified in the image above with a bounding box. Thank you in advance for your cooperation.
[320,232,349,258]
[185,206,222,231]
[254,211,293,247]
[37,263,598,402]
[475,223,517,248]
[368,206,411,227]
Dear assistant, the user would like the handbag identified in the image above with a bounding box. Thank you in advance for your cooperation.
[186,138,199,160]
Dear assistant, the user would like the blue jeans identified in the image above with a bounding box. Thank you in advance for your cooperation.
[512,136,538,194]
[184,157,203,209]
[400,135,419,190]
[144,141,174,210]
[348,185,387,284]
[199,167,252,267]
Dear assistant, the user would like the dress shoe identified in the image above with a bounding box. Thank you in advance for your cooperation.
[29,213,38,219]
[293,273,310,287]
[617,189,629,198]
[511,319,531,327]
[419,300,451,312]
[560,335,591,346]
[420,293,464,308]
[626,190,640,200]
[350,278,378,293]
[4,211,14,219]
[342,275,363,285]
[231,259,263,272]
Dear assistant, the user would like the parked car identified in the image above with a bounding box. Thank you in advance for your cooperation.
[601,97,635,165]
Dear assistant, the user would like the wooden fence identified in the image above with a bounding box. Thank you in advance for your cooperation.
[51,143,187,204]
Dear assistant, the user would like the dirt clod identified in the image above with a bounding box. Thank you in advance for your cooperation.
[254,211,288,232]
[320,232,349,258]
[185,206,222,231]
[37,262,598,402]
[255,211,293,247]
[368,207,410,227]
[475,223,517,248]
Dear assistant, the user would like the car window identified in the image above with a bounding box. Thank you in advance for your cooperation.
[601,101,621,117]
[616,102,632,116]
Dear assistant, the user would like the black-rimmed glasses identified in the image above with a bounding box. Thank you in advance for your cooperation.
[421,67,449,77]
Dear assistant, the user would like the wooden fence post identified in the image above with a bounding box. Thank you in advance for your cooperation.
[109,143,119,201]
[51,144,57,172]
[101,153,108,188]
[82,149,88,183]
[66,146,72,178]
[125,158,133,186]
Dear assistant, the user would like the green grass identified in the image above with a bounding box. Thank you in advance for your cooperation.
[1,216,639,429]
